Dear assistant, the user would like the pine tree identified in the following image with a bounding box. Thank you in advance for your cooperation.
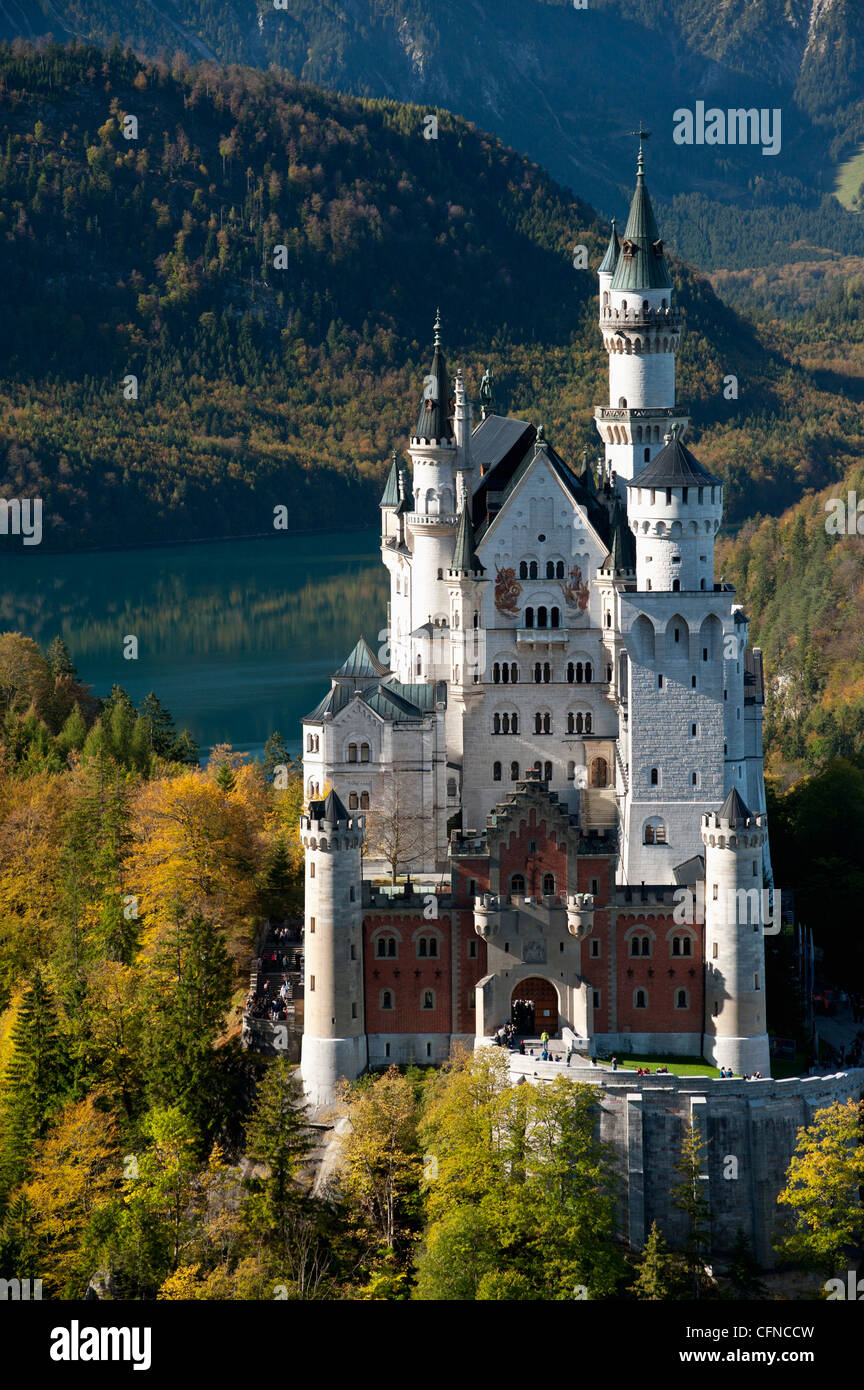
[57,703,87,753]
[263,731,289,783]
[725,1228,767,1300]
[0,969,69,1204]
[47,635,77,680]
[215,760,236,792]
[630,1220,688,1300]
[141,911,233,1139]
[244,1059,317,1270]
[172,729,200,766]
[138,691,177,758]
[671,1116,714,1299]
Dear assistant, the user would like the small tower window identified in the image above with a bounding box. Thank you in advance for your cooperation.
[634,989,647,1009]
[493,761,502,782]
[543,873,556,895]
[510,761,520,781]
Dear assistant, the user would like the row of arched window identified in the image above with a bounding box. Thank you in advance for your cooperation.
[492,712,519,734]
[509,872,558,896]
[518,560,567,580]
[524,606,561,629]
[628,988,690,1010]
[348,792,370,810]
[493,760,554,783]
[567,712,592,733]
[378,989,436,1011]
[347,742,371,763]
[494,712,592,735]
[306,733,320,752]
[643,820,667,844]
[491,661,596,683]
[629,934,693,957]
[375,934,439,959]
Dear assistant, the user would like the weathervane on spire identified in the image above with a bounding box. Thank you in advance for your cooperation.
[629,120,651,175]
[433,307,442,347]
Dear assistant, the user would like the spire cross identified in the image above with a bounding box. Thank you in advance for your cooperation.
[629,121,651,175]
[433,307,442,347]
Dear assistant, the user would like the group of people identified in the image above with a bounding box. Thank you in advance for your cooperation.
[246,974,294,1023]
[510,998,536,1035]
[634,1065,671,1075]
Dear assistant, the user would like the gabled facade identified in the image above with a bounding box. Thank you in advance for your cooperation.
[299,151,774,1106]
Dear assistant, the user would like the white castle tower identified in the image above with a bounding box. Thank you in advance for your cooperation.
[594,143,688,489]
[701,789,771,1076]
[299,790,367,1106]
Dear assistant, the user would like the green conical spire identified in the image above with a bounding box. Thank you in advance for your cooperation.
[611,147,671,292]
[598,218,619,274]
[379,450,401,508]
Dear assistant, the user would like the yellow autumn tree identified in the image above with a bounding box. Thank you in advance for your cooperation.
[128,755,269,955]
[0,768,68,984]
[25,1094,121,1295]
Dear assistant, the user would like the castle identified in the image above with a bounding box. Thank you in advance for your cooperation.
[298,148,775,1108]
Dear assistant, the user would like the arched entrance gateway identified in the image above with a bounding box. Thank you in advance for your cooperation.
[511,977,559,1035]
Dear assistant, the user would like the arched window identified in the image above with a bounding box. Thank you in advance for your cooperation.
[543,873,556,895]
[510,663,518,682]
[510,761,520,781]
[585,662,592,683]
[556,561,565,579]
[377,937,398,959]
[473,612,480,628]
[643,818,667,845]
[537,606,548,629]
[525,607,534,628]
[634,989,647,1009]
[349,792,359,809]
[544,761,552,780]
[494,713,501,734]
[493,761,502,782]
[348,743,358,763]
[567,713,574,734]
[422,989,435,1010]
[493,662,501,683]
[551,607,560,628]
[529,561,538,579]
[544,713,551,734]
[650,767,659,786]
[510,873,526,895]
[672,578,680,592]
[567,662,575,683]
[519,561,528,579]
[546,560,555,579]
[314,736,319,752]
[360,743,370,763]
[675,989,688,1009]
[416,656,422,675]
[585,713,592,733]
[502,713,510,734]
[360,792,370,809]
[381,990,394,1010]
[590,757,608,788]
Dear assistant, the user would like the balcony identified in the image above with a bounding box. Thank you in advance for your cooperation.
[516,628,569,646]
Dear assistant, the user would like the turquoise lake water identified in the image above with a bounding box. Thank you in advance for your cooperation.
[0,530,386,758]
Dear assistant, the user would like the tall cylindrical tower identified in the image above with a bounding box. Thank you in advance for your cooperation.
[626,433,723,593]
[701,788,771,1076]
[594,145,689,487]
[299,789,367,1106]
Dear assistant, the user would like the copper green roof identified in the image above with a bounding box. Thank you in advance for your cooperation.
[413,310,453,442]
[598,219,619,274]
[610,152,671,292]
[333,637,390,682]
[379,452,401,508]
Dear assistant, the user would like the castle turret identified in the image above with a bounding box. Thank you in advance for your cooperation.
[594,144,688,488]
[299,789,367,1106]
[626,433,723,593]
[701,788,771,1076]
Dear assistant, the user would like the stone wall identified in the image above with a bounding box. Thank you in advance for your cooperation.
[509,1055,864,1268]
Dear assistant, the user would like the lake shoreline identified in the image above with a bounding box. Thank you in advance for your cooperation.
[0,519,379,560]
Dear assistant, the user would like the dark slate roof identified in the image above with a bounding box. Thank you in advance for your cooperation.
[309,788,350,824]
[719,787,751,824]
[598,219,619,274]
[603,499,636,573]
[304,673,440,725]
[673,854,705,886]
[476,431,611,546]
[413,314,453,442]
[333,637,389,682]
[450,504,484,575]
[379,453,401,508]
[470,413,535,489]
[627,436,722,489]
[611,153,672,293]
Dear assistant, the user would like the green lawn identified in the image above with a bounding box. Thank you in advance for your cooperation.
[834,144,864,211]
[608,1054,720,1078]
